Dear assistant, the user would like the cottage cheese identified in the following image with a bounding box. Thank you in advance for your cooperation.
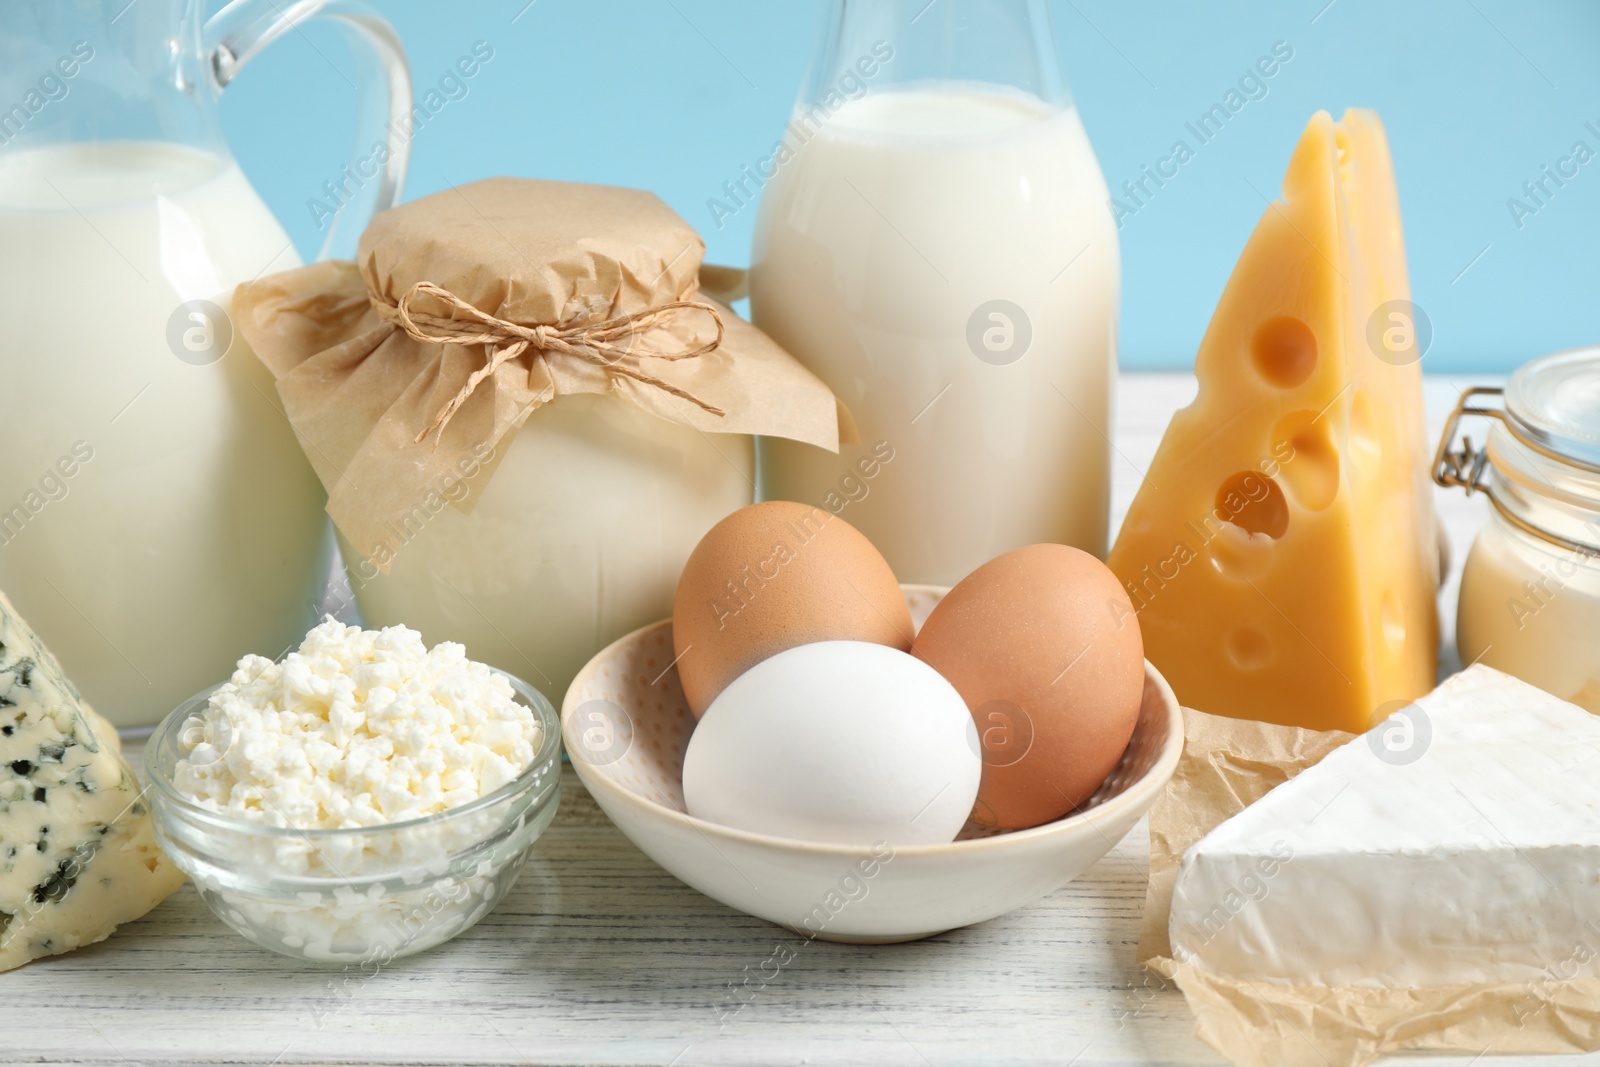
[163,620,554,961]
[173,618,540,828]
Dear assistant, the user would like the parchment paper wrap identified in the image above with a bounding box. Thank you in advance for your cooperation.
[1141,707,1600,1067]
[233,177,846,569]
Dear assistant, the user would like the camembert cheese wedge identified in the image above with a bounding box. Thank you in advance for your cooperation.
[1170,666,1600,988]
[0,587,184,971]
[1107,109,1438,731]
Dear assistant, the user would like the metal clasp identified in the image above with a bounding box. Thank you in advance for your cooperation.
[1432,386,1507,496]
[1434,385,1600,557]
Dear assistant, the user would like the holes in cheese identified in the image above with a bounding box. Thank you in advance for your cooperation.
[1205,522,1275,582]
[1203,521,1267,579]
[1251,315,1318,388]
[1105,109,1440,732]
[1215,471,1288,540]
[1347,389,1383,471]
[1225,625,1272,670]
[1271,410,1340,511]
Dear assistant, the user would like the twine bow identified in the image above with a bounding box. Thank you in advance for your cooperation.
[375,281,728,444]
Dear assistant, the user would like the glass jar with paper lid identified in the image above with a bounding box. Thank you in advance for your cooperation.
[1436,348,1600,712]
[233,178,844,704]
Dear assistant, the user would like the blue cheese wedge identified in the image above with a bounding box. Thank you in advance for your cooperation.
[0,588,184,971]
[1169,665,1600,988]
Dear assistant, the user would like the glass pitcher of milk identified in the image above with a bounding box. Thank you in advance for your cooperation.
[751,0,1119,584]
[0,0,410,726]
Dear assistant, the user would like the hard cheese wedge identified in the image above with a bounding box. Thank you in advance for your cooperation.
[1107,109,1438,731]
[1170,665,1600,988]
[1,587,184,971]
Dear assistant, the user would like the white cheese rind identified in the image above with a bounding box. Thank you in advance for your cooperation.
[1169,666,1600,988]
[0,588,185,972]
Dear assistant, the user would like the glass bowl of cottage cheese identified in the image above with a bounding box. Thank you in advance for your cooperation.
[145,619,562,963]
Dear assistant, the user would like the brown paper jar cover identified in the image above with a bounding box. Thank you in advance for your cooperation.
[233,177,846,571]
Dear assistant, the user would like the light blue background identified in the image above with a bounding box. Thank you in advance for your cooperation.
[218,0,1600,373]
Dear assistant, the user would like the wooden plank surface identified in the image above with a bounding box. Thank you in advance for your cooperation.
[10,373,1577,1067]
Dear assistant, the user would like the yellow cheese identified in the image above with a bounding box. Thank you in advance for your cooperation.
[1106,110,1439,732]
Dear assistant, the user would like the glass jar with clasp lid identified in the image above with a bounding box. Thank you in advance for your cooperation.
[1435,348,1600,713]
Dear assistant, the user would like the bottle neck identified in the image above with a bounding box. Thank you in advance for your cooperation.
[802,0,1067,110]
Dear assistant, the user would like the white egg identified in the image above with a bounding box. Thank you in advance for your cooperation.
[682,640,982,846]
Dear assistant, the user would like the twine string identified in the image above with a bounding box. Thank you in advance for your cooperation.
[374,281,727,443]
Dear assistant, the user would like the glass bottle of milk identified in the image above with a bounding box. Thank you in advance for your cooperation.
[751,0,1119,584]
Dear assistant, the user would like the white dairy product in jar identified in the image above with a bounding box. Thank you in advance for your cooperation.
[752,87,1119,585]
[1458,524,1600,712]
[1447,350,1600,713]
[0,141,329,727]
[338,392,754,705]
[1456,475,1600,714]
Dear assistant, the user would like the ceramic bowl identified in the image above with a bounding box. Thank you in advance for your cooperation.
[561,585,1183,942]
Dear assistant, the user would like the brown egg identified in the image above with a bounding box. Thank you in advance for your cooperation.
[673,501,913,717]
[912,544,1143,830]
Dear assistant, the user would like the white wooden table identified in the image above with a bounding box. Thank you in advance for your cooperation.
[8,373,1574,1067]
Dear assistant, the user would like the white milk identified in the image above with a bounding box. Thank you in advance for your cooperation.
[751,87,1119,584]
[0,142,329,726]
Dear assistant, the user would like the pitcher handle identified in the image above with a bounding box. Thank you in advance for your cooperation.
[204,0,412,261]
